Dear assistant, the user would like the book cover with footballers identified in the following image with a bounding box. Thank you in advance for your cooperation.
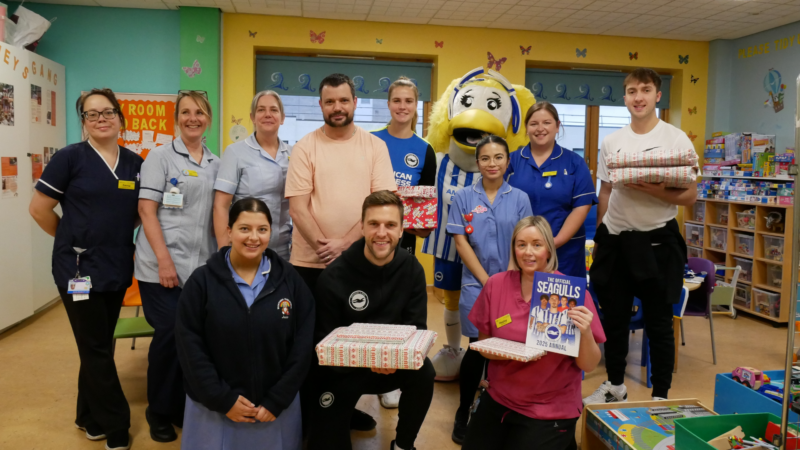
[525,272,586,357]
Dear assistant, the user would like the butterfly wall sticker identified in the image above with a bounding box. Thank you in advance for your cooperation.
[182,60,201,78]
[629,51,638,60]
[196,35,205,43]
[679,55,689,64]
[687,131,697,141]
[520,45,531,55]
[248,30,257,38]
[690,75,699,84]
[376,38,383,44]
[487,52,507,71]
[576,48,587,58]
[231,115,243,125]
[435,41,444,48]
[688,106,697,115]
[310,30,325,44]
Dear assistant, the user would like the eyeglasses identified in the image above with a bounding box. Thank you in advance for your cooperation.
[478,154,507,166]
[81,109,118,122]
[178,90,208,99]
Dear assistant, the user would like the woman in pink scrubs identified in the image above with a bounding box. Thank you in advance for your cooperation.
[464,216,605,450]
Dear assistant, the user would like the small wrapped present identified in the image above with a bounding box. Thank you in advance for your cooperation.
[469,338,546,362]
[335,323,416,343]
[316,325,438,370]
[605,148,699,169]
[397,186,438,230]
[609,166,698,188]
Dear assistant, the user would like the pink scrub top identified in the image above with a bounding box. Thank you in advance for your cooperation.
[468,270,606,420]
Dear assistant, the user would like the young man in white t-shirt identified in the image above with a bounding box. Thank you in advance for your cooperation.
[583,68,697,405]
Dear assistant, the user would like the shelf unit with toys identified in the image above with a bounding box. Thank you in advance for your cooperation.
[685,199,794,324]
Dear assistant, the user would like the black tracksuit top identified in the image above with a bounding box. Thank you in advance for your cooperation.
[175,247,315,417]
[314,238,428,345]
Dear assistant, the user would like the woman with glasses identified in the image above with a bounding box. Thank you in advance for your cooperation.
[505,102,597,278]
[445,135,532,444]
[213,91,292,260]
[29,89,142,450]
[134,90,220,442]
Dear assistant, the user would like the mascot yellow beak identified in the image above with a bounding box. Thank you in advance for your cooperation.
[447,109,508,154]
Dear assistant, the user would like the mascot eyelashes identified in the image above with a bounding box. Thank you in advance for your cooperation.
[423,67,535,380]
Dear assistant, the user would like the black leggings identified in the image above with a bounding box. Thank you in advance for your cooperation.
[457,337,487,418]
[463,391,578,450]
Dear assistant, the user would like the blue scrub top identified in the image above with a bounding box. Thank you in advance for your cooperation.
[36,141,143,292]
[446,179,533,337]
[506,143,597,278]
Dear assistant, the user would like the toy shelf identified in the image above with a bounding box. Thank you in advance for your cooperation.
[684,199,794,324]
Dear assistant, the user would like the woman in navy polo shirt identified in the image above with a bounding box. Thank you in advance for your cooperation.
[29,88,141,450]
[506,102,597,278]
[370,77,436,410]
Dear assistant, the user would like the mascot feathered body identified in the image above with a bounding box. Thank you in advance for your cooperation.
[423,67,535,380]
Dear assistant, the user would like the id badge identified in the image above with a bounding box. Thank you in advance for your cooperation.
[68,276,92,301]
[163,192,184,209]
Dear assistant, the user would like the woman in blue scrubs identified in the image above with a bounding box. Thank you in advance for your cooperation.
[135,91,220,442]
[506,102,597,278]
[446,135,532,444]
[30,89,142,450]
[213,91,292,260]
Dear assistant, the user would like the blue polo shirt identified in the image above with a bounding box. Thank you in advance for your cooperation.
[36,141,143,292]
[506,143,597,277]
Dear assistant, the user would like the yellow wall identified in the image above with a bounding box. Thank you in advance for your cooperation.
[222,14,710,283]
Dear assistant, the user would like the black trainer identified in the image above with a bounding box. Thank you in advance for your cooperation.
[105,431,131,450]
[146,406,178,443]
[451,410,469,445]
[75,422,106,441]
[350,409,377,431]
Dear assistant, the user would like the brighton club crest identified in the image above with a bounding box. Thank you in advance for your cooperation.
[278,299,292,319]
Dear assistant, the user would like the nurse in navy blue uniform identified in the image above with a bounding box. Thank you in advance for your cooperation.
[29,89,141,450]
[506,102,597,278]
[371,77,437,256]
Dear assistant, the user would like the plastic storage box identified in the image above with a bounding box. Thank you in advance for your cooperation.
[685,223,704,247]
[708,226,727,250]
[693,201,705,222]
[716,208,729,225]
[687,247,702,258]
[752,288,780,318]
[734,233,754,256]
[736,210,756,229]
[734,285,751,308]
[763,235,785,261]
[766,264,783,289]
[675,412,796,450]
[733,257,753,282]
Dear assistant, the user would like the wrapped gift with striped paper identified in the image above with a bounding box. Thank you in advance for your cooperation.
[605,148,699,169]
[335,323,416,343]
[469,337,546,362]
[609,166,698,189]
[316,326,438,370]
[397,186,438,230]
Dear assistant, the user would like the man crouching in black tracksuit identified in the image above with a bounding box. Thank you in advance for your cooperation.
[307,190,435,450]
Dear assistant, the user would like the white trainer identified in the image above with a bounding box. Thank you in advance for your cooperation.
[583,381,628,405]
[432,345,464,381]
[379,389,401,409]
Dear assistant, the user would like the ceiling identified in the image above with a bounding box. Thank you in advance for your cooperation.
[25,0,800,40]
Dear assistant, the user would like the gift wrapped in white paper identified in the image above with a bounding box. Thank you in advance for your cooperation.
[605,148,699,169]
[609,166,698,188]
[469,338,546,362]
[316,325,438,370]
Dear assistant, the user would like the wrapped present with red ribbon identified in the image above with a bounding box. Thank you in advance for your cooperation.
[397,186,438,229]
[469,337,546,362]
[316,325,438,370]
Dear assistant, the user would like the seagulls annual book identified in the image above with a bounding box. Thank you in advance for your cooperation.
[525,272,585,357]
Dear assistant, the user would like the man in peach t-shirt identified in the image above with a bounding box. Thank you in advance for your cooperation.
[286,73,396,292]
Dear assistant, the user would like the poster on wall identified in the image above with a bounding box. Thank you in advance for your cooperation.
[48,89,56,126]
[81,92,177,160]
[2,157,19,198]
[31,85,42,123]
[1,83,14,126]
[31,154,42,189]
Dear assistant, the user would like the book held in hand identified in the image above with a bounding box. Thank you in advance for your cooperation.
[525,272,586,357]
